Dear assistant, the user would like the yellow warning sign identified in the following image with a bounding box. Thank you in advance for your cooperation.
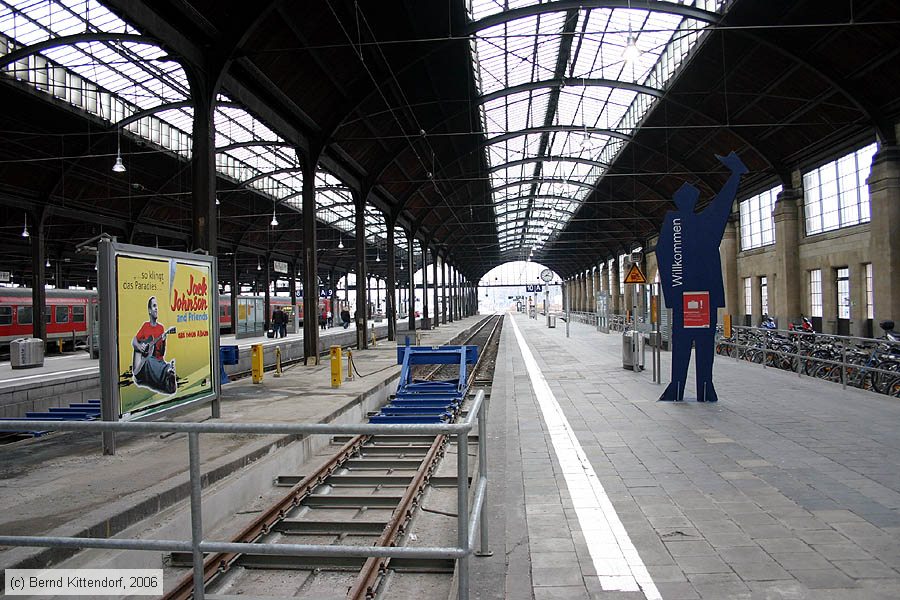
[624,263,647,284]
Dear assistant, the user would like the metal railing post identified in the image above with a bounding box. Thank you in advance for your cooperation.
[476,400,492,557]
[457,428,470,600]
[189,432,205,600]
[841,344,847,390]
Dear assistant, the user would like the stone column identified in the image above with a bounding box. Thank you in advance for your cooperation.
[822,268,837,334]
[772,187,803,329]
[719,216,740,323]
[867,146,900,326]
[610,260,620,314]
[850,263,869,338]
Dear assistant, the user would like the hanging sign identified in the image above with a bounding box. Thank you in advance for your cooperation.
[624,263,647,284]
[683,291,710,328]
[0,271,9,282]
[273,260,288,274]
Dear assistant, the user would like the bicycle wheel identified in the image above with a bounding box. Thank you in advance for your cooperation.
[814,362,843,383]
[874,362,900,395]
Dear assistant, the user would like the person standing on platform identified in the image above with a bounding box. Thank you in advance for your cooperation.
[340,307,351,329]
[319,307,328,331]
[656,151,747,403]
[272,307,287,338]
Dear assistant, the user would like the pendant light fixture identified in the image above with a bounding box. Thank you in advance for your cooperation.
[45,257,50,268]
[338,235,344,249]
[112,129,126,172]
[622,1,642,64]
[270,201,278,227]
[257,257,261,271]
[21,212,30,238]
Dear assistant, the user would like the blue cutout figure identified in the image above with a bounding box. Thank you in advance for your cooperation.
[657,151,747,402]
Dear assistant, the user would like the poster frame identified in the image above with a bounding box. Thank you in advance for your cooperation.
[99,237,220,454]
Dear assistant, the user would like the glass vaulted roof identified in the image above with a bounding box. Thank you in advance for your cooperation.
[468,0,731,258]
[0,0,377,240]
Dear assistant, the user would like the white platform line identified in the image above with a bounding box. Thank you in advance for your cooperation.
[509,316,662,599]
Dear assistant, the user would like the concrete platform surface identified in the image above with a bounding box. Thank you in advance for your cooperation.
[471,313,900,599]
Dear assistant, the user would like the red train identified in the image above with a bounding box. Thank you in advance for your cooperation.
[0,288,334,350]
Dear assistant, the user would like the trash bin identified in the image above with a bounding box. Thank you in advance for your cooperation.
[10,338,44,369]
[548,315,556,328]
[622,330,644,371]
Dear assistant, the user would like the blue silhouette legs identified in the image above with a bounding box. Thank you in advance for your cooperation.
[694,331,717,402]
[658,322,718,402]
[659,328,690,401]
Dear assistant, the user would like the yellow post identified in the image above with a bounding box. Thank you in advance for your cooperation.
[371,323,377,347]
[273,346,283,377]
[330,345,342,388]
[251,343,264,384]
[724,313,732,339]
[415,330,421,345]
[346,349,354,381]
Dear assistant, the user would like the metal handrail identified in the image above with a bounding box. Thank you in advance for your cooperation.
[0,389,490,600]
[716,326,900,392]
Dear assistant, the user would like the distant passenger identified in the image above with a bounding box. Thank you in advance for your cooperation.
[340,307,351,329]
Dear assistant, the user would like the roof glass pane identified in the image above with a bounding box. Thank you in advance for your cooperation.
[0,0,359,240]
[468,0,731,259]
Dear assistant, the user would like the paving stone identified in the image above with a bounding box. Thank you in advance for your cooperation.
[771,552,834,571]
[789,569,859,589]
[729,560,791,581]
[532,566,587,587]
[674,555,733,574]
[832,559,899,579]
[718,545,771,564]
[650,581,700,599]
[756,538,815,554]
[534,585,590,600]
[811,543,873,561]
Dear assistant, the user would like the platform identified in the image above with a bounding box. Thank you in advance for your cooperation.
[472,313,900,599]
[0,319,419,419]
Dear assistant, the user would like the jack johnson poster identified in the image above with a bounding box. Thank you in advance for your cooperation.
[115,254,214,418]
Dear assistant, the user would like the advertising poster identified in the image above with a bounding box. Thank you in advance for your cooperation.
[682,291,710,328]
[116,254,214,418]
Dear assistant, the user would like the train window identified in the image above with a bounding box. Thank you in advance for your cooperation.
[18,305,33,325]
[73,305,85,322]
[46,307,51,323]
[219,305,227,317]
[56,305,69,323]
[0,306,11,325]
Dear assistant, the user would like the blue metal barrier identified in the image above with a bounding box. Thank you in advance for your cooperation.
[369,345,478,424]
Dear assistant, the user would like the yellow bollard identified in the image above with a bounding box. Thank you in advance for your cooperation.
[330,345,342,388]
[724,313,732,339]
[346,349,355,381]
[415,330,421,345]
[251,343,264,384]
[371,323,377,347]
[273,346,283,377]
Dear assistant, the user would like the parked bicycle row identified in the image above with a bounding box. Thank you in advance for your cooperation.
[715,320,900,397]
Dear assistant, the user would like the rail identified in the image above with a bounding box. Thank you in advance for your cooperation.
[0,389,490,600]
[716,326,900,396]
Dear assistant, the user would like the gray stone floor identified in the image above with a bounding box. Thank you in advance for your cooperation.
[471,313,900,599]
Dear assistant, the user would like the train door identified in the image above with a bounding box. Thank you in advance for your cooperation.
[88,298,101,359]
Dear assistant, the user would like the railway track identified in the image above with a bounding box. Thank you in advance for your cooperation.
[163,314,503,600]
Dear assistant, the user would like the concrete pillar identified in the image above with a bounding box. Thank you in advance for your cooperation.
[867,146,900,326]
[772,187,802,328]
[720,216,739,322]
[850,263,869,338]
[822,267,837,334]
[610,260,620,314]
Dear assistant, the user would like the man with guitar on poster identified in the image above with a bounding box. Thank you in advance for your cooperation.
[131,296,177,394]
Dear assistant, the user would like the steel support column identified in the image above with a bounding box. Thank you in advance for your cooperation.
[301,150,320,363]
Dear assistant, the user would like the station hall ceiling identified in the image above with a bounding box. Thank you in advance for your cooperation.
[0,0,899,285]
